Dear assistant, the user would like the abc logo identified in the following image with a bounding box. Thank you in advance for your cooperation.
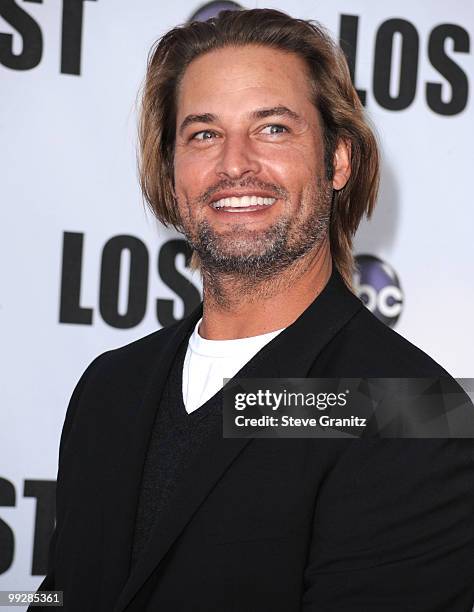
[189,1,243,22]
[353,255,403,328]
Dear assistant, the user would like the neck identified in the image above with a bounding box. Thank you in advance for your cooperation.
[198,239,332,340]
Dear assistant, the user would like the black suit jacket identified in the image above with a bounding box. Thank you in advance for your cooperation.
[33,268,474,611]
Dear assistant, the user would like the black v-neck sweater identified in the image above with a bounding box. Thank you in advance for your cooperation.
[130,335,222,567]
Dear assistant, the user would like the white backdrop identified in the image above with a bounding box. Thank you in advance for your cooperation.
[1,0,473,603]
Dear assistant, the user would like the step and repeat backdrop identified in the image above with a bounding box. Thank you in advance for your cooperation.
[1,0,473,599]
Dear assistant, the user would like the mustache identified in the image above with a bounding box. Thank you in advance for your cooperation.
[196,177,288,204]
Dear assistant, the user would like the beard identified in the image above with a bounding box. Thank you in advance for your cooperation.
[179,178,333,281]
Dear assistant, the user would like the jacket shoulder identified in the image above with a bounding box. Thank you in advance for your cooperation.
[319,305,451,377]
[102,321,182,363]
[77,321,184,397]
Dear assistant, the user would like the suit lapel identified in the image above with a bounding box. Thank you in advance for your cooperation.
[271,267,363,377]
[112,267,363,612]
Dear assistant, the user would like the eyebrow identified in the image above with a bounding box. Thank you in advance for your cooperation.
[178,105,304,136]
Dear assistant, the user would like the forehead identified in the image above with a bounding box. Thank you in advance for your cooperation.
[176,44,315,121]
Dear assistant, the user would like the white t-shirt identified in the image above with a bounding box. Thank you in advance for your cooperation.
[182,318,286,414]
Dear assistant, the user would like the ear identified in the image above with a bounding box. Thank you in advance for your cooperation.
[332,139,351,190]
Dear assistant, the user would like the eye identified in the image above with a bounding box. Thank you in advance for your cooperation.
[190,130,217,141]
[261,124,289,135]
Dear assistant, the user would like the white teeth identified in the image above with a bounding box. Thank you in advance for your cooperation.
[211,195,276,209]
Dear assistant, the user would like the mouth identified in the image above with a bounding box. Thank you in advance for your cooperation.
[210,195,277,213]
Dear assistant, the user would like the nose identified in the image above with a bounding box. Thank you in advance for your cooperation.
[215,132,262,180]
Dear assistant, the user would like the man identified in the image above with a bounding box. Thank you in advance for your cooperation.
[33,8,473,612]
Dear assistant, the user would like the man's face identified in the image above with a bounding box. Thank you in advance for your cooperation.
[173,44,334,277]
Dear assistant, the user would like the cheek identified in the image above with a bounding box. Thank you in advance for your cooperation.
[174,155,191,188]
[174,152,213,198]
[264,145,318,189]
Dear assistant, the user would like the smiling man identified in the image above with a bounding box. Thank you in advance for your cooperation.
[171,44,345,336]
[33,8,474,612]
